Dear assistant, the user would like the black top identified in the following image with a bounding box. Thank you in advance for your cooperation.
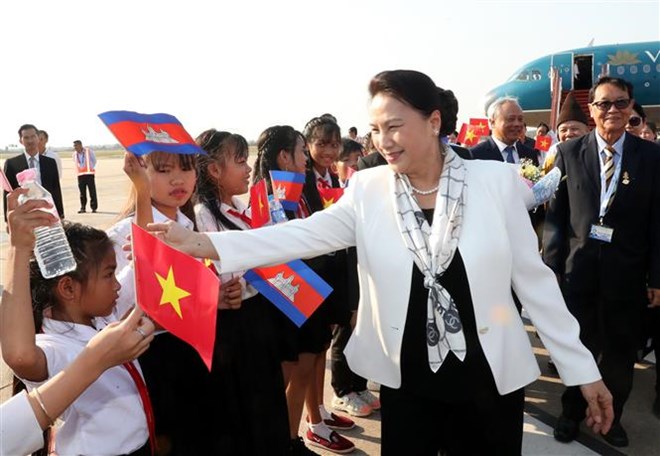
[399,209,495,401]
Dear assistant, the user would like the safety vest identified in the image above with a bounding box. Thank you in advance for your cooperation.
[74,147,95,175]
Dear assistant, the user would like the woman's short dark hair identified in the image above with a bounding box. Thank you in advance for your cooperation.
[369,70,458,136]
[632,102,647,120]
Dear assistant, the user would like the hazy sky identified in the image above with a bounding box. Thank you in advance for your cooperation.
[1,0,658,148]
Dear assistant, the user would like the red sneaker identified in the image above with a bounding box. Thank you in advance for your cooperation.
[305,428,355,454]
[306,413,355,430]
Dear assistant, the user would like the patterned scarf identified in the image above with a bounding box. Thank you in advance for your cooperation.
[393,146,467,372]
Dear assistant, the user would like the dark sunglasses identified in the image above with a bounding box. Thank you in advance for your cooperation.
[627,116,642,127]
[590,99,631,111]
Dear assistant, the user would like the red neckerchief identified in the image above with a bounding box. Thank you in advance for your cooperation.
[226,208,252,226]
[297,195,311,219]
[316,176,331,189]
[123,361,156,455]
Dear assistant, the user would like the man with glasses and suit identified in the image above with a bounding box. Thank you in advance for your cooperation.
[3,124,64,222]
[544,77,660,448]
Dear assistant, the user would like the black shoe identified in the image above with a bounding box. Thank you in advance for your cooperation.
[77,209,86,213]
[603,422,628,447]
[92,209,97,213]
[653,396,660,419]
[553,415,579,443]
[289,437,319,455]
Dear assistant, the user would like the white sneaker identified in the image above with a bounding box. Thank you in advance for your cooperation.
[331,392,372,417]
[357,390,381,410]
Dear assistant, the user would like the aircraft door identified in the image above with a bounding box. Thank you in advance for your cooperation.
[574,55,593,90]
[550,52,573,91]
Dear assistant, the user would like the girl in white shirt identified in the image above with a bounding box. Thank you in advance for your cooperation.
[193,129,290,455]
[1,195,151,455]
[107,150,219,455]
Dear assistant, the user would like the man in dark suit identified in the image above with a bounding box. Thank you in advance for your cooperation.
[471,97,544,245]
[3,124,65,221]
[471,97,540,165]
[543,77,660,448]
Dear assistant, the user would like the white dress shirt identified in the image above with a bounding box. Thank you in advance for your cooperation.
[492,136,521,163]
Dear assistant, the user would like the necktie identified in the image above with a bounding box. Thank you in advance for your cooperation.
[123,361,156,455]
[29,157,37,169]
[602,146,615,190]
[504,146,515,164]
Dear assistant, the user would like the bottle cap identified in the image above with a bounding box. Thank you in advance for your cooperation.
[17,168,37,186]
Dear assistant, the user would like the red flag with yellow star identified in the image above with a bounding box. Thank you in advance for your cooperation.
[534,134,552,152]
[131,223,219,370]
[457,123,480,147]
[317,187,344,208]
[250,179,271,228]
[469,118,490,136]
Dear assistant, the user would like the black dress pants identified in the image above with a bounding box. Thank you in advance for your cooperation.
[330,321,367,397]
[77,174,97,211]
[380,384,524,455]
[561,294,643,422]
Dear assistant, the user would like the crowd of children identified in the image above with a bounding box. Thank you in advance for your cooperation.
[1,115,372,456]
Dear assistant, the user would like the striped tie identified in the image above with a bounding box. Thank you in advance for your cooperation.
[602,146,615,190]
[29,157,37,169]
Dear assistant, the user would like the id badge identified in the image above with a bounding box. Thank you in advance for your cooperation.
[589,224,614,243]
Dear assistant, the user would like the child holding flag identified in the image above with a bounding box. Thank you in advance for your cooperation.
[1,191,153,455]
[193,128,290,455]
[252,125,350,454]
[100,110,218,454]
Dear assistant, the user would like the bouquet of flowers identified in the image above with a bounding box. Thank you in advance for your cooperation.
[514,158,562,210]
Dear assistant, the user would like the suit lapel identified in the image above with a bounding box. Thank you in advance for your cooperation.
[579,132,601,199]
[610,134,641,211]
[487,138,504,162]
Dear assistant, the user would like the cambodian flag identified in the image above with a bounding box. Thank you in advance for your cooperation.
[269,170,305,211]
[244,260,333,327]
[98,111,206,156]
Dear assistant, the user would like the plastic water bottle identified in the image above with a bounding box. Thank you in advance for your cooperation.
[16,168,77,279]
[268,195,288,225]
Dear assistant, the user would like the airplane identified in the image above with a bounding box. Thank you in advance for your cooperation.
[482,41,660,127]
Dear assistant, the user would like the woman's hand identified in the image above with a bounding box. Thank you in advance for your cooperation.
[6,189,58,249]
[218,277,243,310]
[580,380,614,435]
[146,221,217,260]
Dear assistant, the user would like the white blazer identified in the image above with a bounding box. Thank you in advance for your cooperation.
[208,160,600,395]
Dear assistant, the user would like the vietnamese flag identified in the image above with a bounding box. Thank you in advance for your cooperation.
[457,123,480,147]
[98,111,206,157]
[535,135,552,152]
[131,224,219,370]
[317,187,344,208]
[244,260,333,327]
[250,179,271,228]
[469,118,490,136]
[270,170,306,211]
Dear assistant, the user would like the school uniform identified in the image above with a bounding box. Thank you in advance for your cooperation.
[20,319,149,456]
[194,199,290,455]
[108,208,214,455]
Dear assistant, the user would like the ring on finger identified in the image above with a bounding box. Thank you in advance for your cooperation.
[136,327,148,339]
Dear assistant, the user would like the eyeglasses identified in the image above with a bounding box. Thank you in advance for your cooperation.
[590,99,631,111]
[627,116,642,127]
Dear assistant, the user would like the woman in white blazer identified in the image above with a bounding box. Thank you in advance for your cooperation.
[148,70,613,455]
